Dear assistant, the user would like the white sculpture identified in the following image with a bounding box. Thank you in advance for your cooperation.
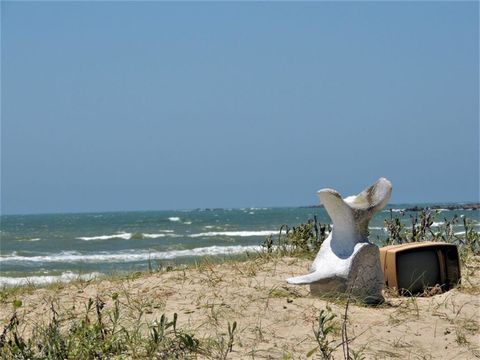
[287,178,392,303]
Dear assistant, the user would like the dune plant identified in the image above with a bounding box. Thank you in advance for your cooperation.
[0,294,238,359]
[263,216,330,257]
[382,209,438,245]
[307,306,338,359]
[460,216,480,255]
[383,209,479,252]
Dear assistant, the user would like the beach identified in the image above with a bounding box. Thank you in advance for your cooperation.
[1,254,479,359]
[1,205,479,358]
[3,1,478,358]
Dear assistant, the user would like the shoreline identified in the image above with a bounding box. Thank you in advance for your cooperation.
[1,209,478,288]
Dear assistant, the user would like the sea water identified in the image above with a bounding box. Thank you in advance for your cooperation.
[1,205,478,286]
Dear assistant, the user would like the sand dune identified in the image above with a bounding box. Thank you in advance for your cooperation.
[1,256,479,359]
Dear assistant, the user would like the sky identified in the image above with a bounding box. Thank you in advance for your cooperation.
[1,2,479,215]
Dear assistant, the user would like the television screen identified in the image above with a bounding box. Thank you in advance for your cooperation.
[396,249,440,294]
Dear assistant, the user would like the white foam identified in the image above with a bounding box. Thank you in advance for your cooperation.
[143,233,166,238]
[431,222,445,227]
[184,221,192,225]
[77,232,132,241]
[0,245,263,264]
[1,251,18,258]
[168,217,180,222]
[77,231,180,241]
[0,271,101,287]
[188,230,283,238]
[18,238,41,242]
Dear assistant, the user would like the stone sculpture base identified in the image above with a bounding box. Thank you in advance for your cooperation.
[308,244,384,304]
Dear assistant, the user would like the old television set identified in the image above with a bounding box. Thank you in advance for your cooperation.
[379,242,461,294]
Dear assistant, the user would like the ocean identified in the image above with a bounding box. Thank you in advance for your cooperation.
[1,205,478,286]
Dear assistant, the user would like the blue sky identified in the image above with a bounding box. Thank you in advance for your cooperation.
[1,2,478,214]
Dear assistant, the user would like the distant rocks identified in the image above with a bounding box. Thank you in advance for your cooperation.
[302,204,479,211]
[404,204,479,212]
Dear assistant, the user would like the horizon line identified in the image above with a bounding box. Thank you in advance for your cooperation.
[1,201,479,217]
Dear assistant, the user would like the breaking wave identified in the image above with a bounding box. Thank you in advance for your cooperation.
[0,271,101,287]
[188,230,282,238]
[0,245,263,264]
[18,238,41,242]
[77,232,132,241]
[143,233,167,238]
[73,229,286,241]
[77,231,178,241]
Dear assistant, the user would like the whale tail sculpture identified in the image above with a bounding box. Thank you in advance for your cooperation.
[287,177,392,303]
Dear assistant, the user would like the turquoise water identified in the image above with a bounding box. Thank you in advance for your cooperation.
[1,205,478,286]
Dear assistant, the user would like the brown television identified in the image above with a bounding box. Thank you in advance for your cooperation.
[379,242,461,294]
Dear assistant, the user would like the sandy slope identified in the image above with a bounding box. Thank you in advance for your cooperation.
[1,256,479,359]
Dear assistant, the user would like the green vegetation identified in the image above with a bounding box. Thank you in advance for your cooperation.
[307,300,368,360]
[262,216,330,258]
[307,306,338,359]
[382,209,479,262]
[0,295,237,359]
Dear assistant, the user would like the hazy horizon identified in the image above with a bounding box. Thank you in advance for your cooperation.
[2,199,479,217]
[2,2,479,215]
